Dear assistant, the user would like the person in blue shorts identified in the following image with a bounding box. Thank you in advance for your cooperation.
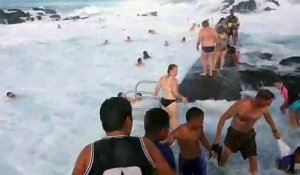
[164,107,211,175]
[144,108,177,173]
[278,147,300,174]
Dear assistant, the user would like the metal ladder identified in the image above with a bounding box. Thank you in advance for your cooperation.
[124,80,160,111]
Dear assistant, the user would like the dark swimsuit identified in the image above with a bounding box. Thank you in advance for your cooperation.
[201,46,215,53]
[161,97,177,107]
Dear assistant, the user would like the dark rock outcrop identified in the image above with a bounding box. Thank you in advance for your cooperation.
[44,9,56,14]
[49,14,61,20]
[0,10,30,24]
[32,7,44,11]
[279,56,300,67]
[234,0,257,13]
[179,54,300,102]
[263,7,276,11]
[268,0,280,6]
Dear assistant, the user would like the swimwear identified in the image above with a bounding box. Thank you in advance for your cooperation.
[224,126,257,159]
[179,153,207,175]
[161,97,176,107]
[201,46,215,53]
[153,141,176,169]
[281,154,300,174]
[289,100,300,113]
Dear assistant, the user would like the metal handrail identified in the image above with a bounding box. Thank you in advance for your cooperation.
[124,80,159,111]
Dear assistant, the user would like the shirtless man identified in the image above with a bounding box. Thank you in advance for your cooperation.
[153,64,188,130]
[165,107,210,175]
[72,97,174,175]
[214,89,281,175]
[197,20,218,76]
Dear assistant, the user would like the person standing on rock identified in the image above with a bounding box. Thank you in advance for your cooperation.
[196,20,218,77]
[226,9,240,46]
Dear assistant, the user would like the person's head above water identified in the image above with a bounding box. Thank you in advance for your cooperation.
[143,51,150,58]
[186,107,204,129]
[6,92,16,99]
[167,64,178,77]
[100,97,133,135]
[117,92,124,98]
[294,147,300,163]
[273,78,284,90]
[137,57,143,63]
[182,37,186,42]
[254,89,275,107]
[144,108,170,140]
[202,20,209,28]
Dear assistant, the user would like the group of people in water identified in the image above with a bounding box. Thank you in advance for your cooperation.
[61,8,300,175]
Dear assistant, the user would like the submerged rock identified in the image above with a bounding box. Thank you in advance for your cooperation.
[279,56,300,67]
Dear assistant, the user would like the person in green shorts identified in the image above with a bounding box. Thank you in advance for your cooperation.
[214,89,281,175]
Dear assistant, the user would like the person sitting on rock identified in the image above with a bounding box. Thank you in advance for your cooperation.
[227,45,240,65]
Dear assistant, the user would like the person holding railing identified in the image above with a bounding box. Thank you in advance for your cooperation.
[153,64,188,130]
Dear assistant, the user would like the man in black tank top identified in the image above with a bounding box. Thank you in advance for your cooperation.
[72,97,174,175]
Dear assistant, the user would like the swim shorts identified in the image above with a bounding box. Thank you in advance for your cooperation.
[224,126,257,159]
[179,152,207,175]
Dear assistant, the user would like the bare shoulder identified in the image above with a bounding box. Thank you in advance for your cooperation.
[72,144,92,175]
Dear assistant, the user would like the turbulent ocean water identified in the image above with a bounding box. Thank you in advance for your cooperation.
[0,0,299,174]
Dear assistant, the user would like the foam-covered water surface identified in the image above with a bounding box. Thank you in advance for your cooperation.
[0,0,299,174]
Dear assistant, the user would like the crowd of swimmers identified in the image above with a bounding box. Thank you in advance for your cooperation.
[5,8,299,175]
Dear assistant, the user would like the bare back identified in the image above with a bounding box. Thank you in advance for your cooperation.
[160,75,176,99]
[231,100,267,132]
[175,125,202,159]
[199,27,217,47]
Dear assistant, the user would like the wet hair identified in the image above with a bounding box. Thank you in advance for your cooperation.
[6,92,15,98]
[100,97,132,132]
[202,20,209,27]
[144,108,169,136]
[274,77,284,83]
[137,58,142,63]
[182,37,186,42]
[218,18,225,24]
[167,64,177,75]
[186,107,204,122]
[255,89,275,100]
[143,51,150,59]
[117,92,123,97]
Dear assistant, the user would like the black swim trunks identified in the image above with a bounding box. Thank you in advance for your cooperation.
[161,97,176,107]
[202,46,215,53]
[224,126,257,159]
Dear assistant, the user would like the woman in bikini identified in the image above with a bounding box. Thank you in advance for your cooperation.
[153,64,188,130]
[214,18,228,71]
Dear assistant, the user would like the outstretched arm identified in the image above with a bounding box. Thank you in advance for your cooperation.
[215,101,239,144]
[263,110,281,139]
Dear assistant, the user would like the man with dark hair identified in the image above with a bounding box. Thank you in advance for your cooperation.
[214,89,281,175]
[164,107,210,175]
[144,108,176,173]
[72,97,174,175]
